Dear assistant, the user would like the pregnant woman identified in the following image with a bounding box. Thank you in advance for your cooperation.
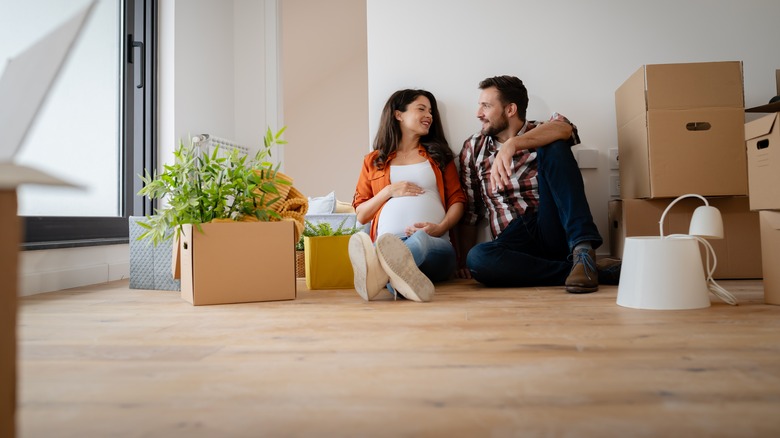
[350,89,465,302]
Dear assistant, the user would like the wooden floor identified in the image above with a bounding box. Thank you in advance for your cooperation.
[17,278,780,437]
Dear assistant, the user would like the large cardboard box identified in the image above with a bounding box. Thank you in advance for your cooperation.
[0,191,19,438]
[609,197,762,279]
[615,61,747,199]
[759,211,780,305]
[304,235,354,290]
[179,221,297,305]
[745,114,780,212]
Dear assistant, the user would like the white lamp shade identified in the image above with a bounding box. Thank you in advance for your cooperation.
[617,237,711,310]
[689,205,724,239]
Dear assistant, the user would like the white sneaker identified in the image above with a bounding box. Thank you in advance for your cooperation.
[375,234,434,302]
[348,232,389,301]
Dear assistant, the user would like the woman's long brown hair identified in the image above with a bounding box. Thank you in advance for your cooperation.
[372,89,452,171]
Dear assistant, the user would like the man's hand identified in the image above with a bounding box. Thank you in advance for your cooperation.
[489,138,520,193]
[489,115,573,193]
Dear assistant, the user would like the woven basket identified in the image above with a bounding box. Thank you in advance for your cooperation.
[295,250,306,278]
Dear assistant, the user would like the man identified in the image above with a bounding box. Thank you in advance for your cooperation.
[457,75,619,293]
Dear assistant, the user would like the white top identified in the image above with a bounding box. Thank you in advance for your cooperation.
[376,161,447,240]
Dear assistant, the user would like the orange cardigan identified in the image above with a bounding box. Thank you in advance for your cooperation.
[352,147,466,241]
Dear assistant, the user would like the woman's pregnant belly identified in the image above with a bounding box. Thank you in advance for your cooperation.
[376,190,445,237]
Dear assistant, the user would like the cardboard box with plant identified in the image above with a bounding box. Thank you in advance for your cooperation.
[136,127,304,305]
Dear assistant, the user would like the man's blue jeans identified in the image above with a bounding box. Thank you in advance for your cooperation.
[466,140,603,287]
[402,230,456,283]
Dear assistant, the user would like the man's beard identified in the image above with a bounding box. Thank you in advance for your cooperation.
[481,116,509,137]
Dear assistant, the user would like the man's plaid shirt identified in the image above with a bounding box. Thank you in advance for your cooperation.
[459,117,580,239]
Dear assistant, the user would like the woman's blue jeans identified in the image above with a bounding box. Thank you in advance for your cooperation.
[466,140,603,287]
[402,230,456,283]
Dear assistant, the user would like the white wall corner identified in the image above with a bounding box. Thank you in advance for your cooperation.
[264,0,283,169]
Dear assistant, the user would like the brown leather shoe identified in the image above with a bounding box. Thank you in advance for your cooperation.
[596,257,622,285]
[565,248,598,294]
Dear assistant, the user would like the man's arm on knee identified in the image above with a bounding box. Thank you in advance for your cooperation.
[491,117,576,191]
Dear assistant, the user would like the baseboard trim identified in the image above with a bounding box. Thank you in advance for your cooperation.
[19,262,129,297]
[19,245,129,296]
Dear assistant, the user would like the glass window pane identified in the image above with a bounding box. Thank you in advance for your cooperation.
[0,0,121,217]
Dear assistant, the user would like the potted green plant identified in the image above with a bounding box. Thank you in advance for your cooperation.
[295,218,364,278]
[137,126,291,245]
[297,218,364,248]
[299,218,363,289]
[136,126,299,305]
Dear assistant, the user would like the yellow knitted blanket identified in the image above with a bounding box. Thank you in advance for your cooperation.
[210,172,308,243]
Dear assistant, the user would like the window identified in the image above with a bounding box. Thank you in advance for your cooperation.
[0,0,156,249]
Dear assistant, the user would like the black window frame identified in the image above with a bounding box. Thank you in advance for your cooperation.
[22,0,156,250]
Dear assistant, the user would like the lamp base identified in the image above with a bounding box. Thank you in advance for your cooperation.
[617,237,711,310]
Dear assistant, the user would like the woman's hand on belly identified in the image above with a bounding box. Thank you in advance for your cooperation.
[405,221,446,238]
[386,181,424,198]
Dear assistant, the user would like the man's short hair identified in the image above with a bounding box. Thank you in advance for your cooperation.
[479,75,528,121]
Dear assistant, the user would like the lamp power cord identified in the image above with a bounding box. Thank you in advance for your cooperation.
[666,234,738,306]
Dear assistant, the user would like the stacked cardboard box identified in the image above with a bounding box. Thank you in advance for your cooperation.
[612,61,762,280]
[745,69,780,304]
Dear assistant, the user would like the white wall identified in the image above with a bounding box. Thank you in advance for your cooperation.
[235,0,271,153]
[172,0,236,144]
[161,0,277,160]
[367,0,780,252]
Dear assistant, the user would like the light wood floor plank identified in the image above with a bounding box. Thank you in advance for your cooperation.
[17,279,780,437]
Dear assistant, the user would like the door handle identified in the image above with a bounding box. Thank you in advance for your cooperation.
[128,34,145,89]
